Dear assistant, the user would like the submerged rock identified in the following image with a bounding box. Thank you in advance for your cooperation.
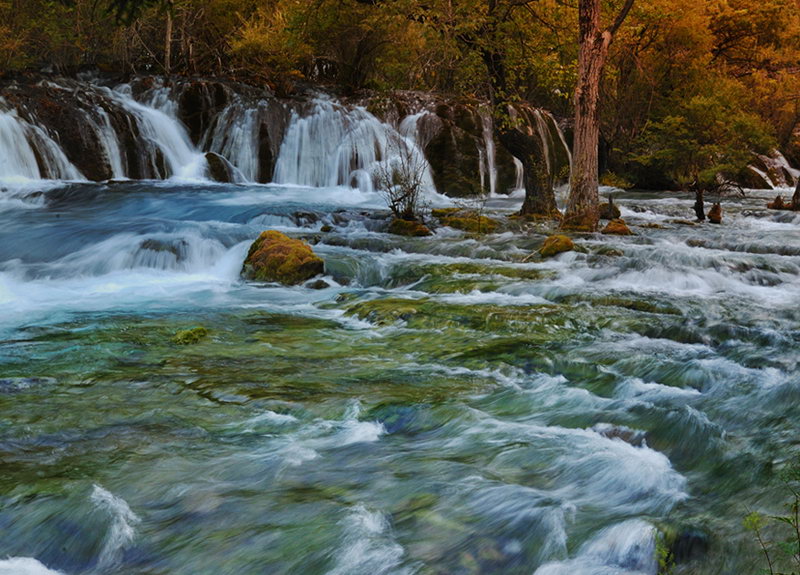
[601,219,634,235]
[388,218,432,237]
[539,235,574,258]
[708,203,722,224]
[242,230,324,284]
[305,279,331,290]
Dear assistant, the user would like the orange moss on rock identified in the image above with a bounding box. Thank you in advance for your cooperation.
[539,235,575,258]
[242,230,324,285]
[601,219,634,235]
[388,218,432,236]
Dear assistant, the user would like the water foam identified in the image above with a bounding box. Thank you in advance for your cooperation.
[90,484,141,570]
[0,558,65,575]
[326,505,413,575]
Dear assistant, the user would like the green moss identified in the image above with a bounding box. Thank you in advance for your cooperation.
[441,214,498,234]
[172,326,209,345]
[242,230,324,285]
[539,235,574,258]
[386,261,554,294]
[388,218,432,236]
[561,295,681,315]
[430,207,462,219]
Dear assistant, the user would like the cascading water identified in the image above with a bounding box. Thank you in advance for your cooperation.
[3,78,799,575]
[479,108,498,196]
[109,85,207,180]
[0,103,82,182]
[203,101,268,182]
[273,98,435,194]
[1,168,799,575]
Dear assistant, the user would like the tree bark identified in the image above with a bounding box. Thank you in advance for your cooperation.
[164,0,173,75]
[694,189,706,220]
[562,0,634,231]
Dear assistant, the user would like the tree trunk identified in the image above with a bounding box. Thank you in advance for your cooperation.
[563,0,610,231]
[694,189,706,220]
[793,178,800,211]
[164,1,173,75]
[563,0,634,231]
[497,126,558,216]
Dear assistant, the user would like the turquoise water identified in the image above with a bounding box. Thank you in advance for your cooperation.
[1,182,799,574]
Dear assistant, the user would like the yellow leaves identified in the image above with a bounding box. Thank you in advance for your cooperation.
[228,3,312,76]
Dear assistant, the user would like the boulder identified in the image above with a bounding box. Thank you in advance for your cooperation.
[601,219,634,235]
[598,198,621,220]
[388,218,432,236]
[242,230,324,284]
[539,235,574,258]
[205,152,236,183]
[708,203,722,224]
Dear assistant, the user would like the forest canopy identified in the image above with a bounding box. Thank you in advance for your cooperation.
[1,0,799,189]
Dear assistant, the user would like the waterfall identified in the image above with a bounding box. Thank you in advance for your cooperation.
[273,98,434,194]
[110,85,206,180]
[479,108,498,196]
[0,103,82,182]
[204,101,266,182]
[505,106,571,193]
[0,78,575,194]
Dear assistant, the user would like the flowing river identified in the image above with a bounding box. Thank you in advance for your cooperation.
[1,176,799,575]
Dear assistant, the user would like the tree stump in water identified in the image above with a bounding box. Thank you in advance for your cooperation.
[708,203,722,224]
[693,190,705,221]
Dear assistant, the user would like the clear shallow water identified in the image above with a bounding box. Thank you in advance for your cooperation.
[1,182,799,575]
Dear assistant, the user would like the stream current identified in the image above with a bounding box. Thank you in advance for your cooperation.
[1,180,799,575]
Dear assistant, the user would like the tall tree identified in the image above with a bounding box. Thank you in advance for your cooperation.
[562,0,634,230]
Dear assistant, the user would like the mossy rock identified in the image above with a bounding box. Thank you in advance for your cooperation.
[388,218,432,237]
[539,235,574,258]
[593,245,625,257]
[343,297,574,339]
[441,214,499,234]
[385,261,555,292]
[601,219,634,235]
[242,230,324,285]
[562,295,681,315]
[172,326,209,345]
